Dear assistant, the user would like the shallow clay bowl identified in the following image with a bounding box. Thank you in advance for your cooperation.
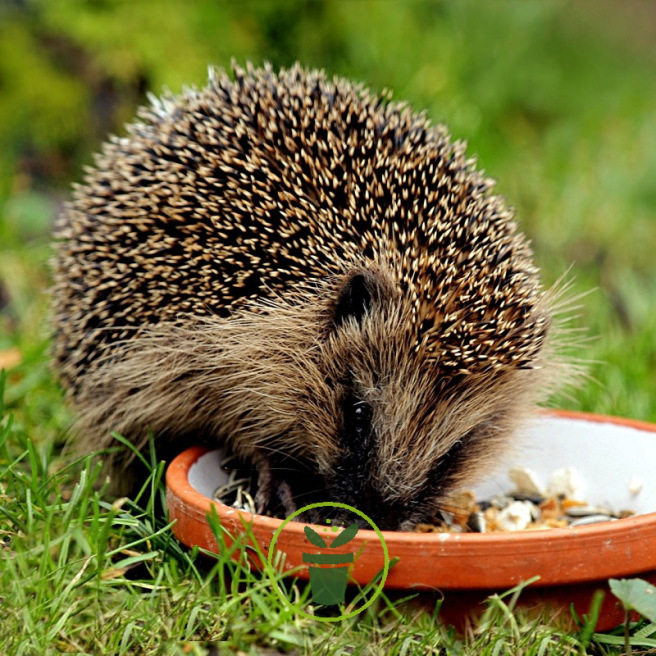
[166,410,656,630]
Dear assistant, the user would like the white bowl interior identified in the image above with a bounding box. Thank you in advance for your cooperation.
[188,415,656,516]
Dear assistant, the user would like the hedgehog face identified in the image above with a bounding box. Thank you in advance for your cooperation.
[285,267,549,531]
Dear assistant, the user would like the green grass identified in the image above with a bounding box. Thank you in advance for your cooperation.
[2,0,656,653]
[0,385,609,654]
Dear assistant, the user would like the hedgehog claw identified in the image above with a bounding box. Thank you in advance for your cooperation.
[254,465,273,514]
[254,458,297,516]
[276,479,296,516]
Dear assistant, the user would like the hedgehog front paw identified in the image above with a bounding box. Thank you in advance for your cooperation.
[253,458,297,516]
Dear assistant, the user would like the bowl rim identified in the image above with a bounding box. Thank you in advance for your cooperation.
[166,408,656,553]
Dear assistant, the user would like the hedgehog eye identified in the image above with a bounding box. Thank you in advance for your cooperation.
[334,273,372,327]
[343,394,373,440]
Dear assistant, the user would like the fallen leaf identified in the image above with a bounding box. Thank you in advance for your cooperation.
[101,567,128,580]
[0,347,21,371]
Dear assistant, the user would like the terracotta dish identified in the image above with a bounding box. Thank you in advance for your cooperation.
[166,410,656,629]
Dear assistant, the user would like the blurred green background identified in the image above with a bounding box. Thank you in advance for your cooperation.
[1,0,655,434]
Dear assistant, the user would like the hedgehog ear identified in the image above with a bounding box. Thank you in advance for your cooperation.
[333,271,384,327]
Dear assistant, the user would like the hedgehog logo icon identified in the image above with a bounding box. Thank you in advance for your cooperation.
[265,502,390,622]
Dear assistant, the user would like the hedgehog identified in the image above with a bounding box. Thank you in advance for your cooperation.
[51,62,569,531]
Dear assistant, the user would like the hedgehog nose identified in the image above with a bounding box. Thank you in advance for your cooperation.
[309,506,370,530]
[316,504,404,532]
